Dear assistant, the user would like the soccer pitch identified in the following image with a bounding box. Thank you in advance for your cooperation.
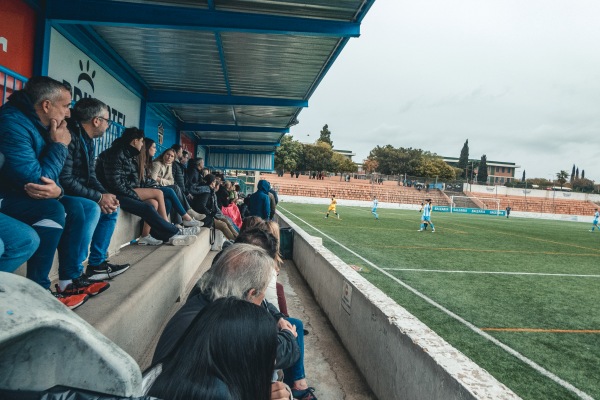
[277,202,600,400]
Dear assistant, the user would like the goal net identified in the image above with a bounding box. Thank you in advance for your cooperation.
[450,196,501,215]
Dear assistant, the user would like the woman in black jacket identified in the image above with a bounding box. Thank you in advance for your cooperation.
[191,174,237,240]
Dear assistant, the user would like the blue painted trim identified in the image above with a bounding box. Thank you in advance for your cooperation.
[51,24,146,97]
[147,90,307,108]
[199,139,279,147]
[33,18,52,75]
[0,66,29,83]
[139,98,147,130]
[46,1,360,37]
[208,149,274,155]
[181,123,288,133]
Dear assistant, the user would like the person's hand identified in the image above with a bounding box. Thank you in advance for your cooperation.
[99,193,119,214]
[277,318,297,337]
[271,382,291,400]
[186,194,194,201]
[49,119,71,146]
[24,177,62,199]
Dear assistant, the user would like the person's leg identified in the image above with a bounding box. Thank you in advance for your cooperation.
[276,282,288,316]
[134,188,168,220]
[118,196,178,241]
[87,210,119,266]
[57,196,101,281]
[0,213,40,273]
[1,195,65,289]
[213,219,235,240]
[283,317,307,388]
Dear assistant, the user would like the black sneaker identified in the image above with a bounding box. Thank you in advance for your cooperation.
[86,261,131,281]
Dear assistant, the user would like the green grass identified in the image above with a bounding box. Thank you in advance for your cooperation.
[278,202,600,400]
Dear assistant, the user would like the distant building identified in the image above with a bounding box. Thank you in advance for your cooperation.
[334,149,355,161]
[443,157,520,185]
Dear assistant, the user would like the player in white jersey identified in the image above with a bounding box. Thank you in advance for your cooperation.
[418,199,435,232]
[372,196,379,220]
[590,208,599,232]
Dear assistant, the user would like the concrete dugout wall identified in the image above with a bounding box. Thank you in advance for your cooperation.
[277,212,519,400]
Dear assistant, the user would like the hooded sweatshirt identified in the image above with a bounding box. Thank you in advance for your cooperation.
[248,179,271,220]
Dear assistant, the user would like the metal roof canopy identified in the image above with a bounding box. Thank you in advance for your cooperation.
[43,0,375,165]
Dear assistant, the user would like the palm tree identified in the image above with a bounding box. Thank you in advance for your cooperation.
[556,170,569,190]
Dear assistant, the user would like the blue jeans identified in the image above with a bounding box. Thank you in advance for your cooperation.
[159,186,186,216]
[57,196,101,280]
[117,195,178,242]
[283,317,305,385]
[0,212,40,273]
[0,194,65,288]
[86,209,119,266]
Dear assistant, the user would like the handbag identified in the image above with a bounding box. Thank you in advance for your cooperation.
[210,226,225,251]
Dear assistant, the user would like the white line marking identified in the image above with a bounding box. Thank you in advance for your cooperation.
[382,268,600,278]
[279,205,594,400]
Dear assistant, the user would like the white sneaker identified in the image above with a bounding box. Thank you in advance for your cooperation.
[418,229,423,232]
[179,226,200,236]
[187,209,206,220]
[138,235,163,246]
[182,218,203,227]
[431,229,435,233]
[168,234,197,246]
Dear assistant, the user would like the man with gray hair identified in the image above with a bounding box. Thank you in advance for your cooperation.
[60,97,130,281]
[152,243,299,369]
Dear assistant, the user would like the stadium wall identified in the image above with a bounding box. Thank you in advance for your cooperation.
[466,184,600,202]
[276,212,519,400]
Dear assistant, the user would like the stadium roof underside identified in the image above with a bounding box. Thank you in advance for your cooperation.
[43,0,375,166]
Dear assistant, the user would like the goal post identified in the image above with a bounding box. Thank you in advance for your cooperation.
[450,195,502,216]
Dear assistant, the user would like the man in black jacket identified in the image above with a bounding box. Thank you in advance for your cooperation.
[60,98,130,280]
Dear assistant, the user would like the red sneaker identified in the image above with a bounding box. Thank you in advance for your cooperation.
[56,275,110,297]
[51,291,89,310]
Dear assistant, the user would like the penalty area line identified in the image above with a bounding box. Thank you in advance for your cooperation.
[382,268,600,278]
[482,328,600,334]
[278,205,594,400]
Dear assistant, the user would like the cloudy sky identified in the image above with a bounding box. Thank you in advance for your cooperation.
[290,0,600,182]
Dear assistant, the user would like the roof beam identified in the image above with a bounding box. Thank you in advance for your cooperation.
[199,139,280,147]
[181,124,289,133]
[46,1,360,38]
[148,91,307,108]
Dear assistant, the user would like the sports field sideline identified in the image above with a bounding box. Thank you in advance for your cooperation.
[277,201,600,400]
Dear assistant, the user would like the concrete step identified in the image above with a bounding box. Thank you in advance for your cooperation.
[74,227,212,364]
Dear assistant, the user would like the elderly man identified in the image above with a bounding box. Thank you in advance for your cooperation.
[60,97,130,280]
[152,243,302,399]
[0,76,107,309]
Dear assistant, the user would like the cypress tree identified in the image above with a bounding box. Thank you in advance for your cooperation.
[571,164,576,182]
[576,167,580,180]
[477,155,488,184]
[582,170,585,179]
[521,170,526,182]
[457,139,469,179]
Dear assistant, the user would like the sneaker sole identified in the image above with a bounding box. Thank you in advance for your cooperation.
[87,283,110,296]
[87,265,131,281]
[138,241,163,246]
[170,235,197,246]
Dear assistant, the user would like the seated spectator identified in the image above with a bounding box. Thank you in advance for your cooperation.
[220,192,243,229]
[186,157,205,197]
[0,76,108,309]
[0,151,40,273]
[96,127,197,246]
[268,187,279,220]
[191,174,237,240]
[146,297,287,400]
[60,97,130,280]
[249,180,272,220]
[142,139,203,225]
[170,144,189,199]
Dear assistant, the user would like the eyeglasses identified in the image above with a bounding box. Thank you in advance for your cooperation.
[97,116,113,126]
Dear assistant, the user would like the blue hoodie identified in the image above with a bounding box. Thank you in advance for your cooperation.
[248,180,271,220]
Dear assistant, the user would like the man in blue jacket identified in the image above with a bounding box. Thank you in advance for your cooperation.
[0,76,107,309]
[249,179,271,220]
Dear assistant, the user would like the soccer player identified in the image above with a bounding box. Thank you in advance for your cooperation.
[372,196,379,219]
[325,194,339,219]
[418,199,435,232]
[505,205,511,219]
[590,208,599,232]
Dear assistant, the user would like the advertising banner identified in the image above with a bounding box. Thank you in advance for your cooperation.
[433,205,505,216]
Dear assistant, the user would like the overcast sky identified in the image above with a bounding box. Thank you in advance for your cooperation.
[290,0,600,182]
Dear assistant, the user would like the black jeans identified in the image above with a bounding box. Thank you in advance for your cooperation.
[117,195,178,242]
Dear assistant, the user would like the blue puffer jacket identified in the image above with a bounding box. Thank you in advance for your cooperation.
[248,179,271,220]
[0,91,68,195]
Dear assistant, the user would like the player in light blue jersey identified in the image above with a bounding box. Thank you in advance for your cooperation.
[418,199,435,232]
[590,208,599,232]
[372,196,379,220]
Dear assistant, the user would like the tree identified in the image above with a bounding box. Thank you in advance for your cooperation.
[576,167,580,180]
[556,170,569,190]
[571,164,576,183]
[415,157,456,180]
[572,178,594,193]
[477,155,488,184]
[521,170,526,182]
[302,141,334,172]
[331,153,357,175]
[582,169,585,179]
[274,135,303,173]
[318,124,333,147]
[363,158,378,174]
[457,139,469,179]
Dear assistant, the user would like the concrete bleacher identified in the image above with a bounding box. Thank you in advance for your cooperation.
[265,173,450,206]
[465,191,597,215]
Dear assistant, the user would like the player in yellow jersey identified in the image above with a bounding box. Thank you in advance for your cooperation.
[325,195,339,219]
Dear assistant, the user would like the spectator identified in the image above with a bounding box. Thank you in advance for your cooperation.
[170,144,187,198]
[60,97,130,280]
[268,188,279,220]
[186,157,205,199]
[218,185,243,229]
[143,139,203,225]
[146,297,284,400]
[96,127,197,246]
[0,76,107,309]
[249,180,272,220]
[0,152,40,273]
[191,174,237,240]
